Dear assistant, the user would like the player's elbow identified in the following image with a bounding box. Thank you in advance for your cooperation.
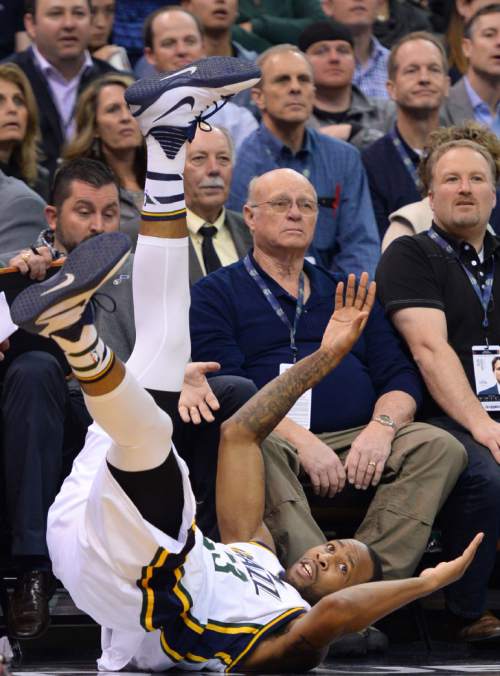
[316,594,368,638]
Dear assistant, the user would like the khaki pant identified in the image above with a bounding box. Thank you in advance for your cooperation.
[262,422,467,578]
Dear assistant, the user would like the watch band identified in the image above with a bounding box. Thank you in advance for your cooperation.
[372,414,397,430]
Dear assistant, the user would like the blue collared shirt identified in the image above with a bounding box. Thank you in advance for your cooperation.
[353,37,390,100]
[228,124,380,277]
[190,254,422,433]
[463,76,500,135]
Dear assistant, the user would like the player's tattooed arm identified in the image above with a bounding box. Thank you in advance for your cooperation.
[230,273,376,443]
[216,274,375,547]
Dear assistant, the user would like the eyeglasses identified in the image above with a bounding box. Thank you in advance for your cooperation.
[249,197,318,215]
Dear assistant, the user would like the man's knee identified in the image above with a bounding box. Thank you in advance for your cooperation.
[4,351,65,391]
[394,423,468,476]
[2,351,67,409]
[210,375,257,417]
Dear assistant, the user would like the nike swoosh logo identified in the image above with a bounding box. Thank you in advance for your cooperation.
[153,96,195,124]
[41,273,75,296]
[160,66,197,81]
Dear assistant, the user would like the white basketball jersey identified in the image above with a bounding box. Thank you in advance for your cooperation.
[48,423,310,673]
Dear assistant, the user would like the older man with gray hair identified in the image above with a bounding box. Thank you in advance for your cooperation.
[184,126,252,285]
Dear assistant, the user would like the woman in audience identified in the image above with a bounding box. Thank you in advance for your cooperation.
[0,63,49,201]
[89,0,132,72]
[63,73,145,248]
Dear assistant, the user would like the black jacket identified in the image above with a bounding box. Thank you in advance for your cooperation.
[6,48,117,178]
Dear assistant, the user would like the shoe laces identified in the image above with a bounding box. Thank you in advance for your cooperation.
[186,96,232,142]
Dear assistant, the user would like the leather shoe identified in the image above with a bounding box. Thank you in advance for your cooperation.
[458,611,500,642]
[328,626,388,656]
[8,570,55,639]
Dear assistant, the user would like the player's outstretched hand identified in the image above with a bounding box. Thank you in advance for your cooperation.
[419,533,484,590]
[320,272,376,361]
[179,361,221,424]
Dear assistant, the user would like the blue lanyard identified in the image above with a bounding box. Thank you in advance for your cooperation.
[427,227,495,329]
[389,127,423,193]
[244,255,305,363]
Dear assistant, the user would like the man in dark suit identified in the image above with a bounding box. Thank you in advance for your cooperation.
[184,125,252,285]
[442,5,500,133]
[6,0,116,177]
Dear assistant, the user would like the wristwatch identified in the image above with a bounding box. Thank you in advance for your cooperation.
[372,414,397,430]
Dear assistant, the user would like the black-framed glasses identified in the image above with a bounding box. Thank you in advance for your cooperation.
[249,197,318,215]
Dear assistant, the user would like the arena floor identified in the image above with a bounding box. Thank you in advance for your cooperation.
[7,656,500,675]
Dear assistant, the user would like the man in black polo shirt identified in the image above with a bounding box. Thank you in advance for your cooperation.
[377,137,500,642]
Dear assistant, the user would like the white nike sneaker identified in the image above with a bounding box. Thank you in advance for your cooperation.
[125,56,261,161]
[10,232,131,338]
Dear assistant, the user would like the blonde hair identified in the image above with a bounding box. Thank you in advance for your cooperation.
[63,73,146,187]
[0,63,41,186]
[419,121,500,193]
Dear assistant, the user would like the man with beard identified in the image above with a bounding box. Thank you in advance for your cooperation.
[377,138,500,642]
[362,32,450,239]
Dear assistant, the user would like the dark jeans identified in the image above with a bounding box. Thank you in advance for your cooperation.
[149,375,257,539]
[1,351,91,559]
[429,415,500,619]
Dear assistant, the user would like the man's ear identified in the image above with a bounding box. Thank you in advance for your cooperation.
[144,47,156,67]
[252,85,265,112]
[386,78,395,101]
[24,12,36,41]
[462,37,472,61]
[45,205,58,232]
[243,204,255,232]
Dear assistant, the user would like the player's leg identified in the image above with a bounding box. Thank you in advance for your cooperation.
[13,58,261,535]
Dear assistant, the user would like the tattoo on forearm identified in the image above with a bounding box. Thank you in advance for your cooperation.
[231,349,337,441]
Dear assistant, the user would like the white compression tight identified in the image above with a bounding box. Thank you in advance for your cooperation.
[83,234,190,472]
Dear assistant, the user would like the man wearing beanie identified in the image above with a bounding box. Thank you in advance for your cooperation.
[299,20,395,150]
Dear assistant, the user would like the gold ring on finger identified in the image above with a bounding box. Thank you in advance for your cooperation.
[21,251,30,262]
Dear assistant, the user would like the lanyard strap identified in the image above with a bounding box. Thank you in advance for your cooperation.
[389,127,423,193]
[427,227,495,329]
[244,255,305,362]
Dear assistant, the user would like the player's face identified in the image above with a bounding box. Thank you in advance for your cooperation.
[47,179,120,253]
[494,361,500,383]
[285,539,375,604]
